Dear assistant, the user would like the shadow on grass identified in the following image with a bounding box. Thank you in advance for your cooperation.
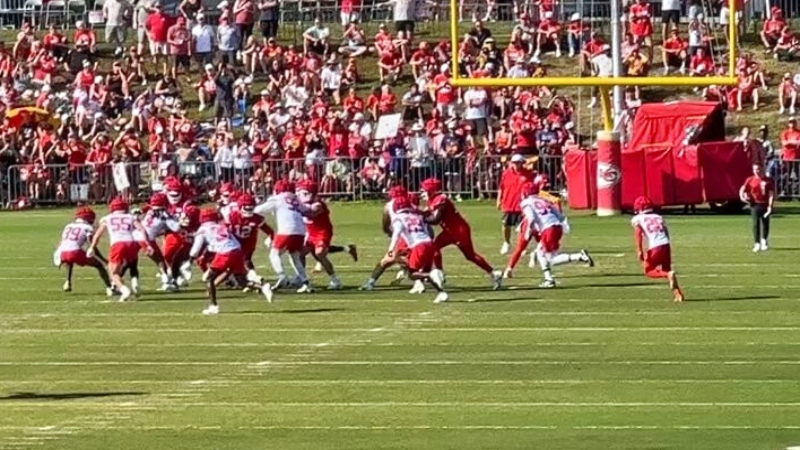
[586,282,658,288]
[229,308,345,314]
[0,392,147,401]
[686,295,781,302]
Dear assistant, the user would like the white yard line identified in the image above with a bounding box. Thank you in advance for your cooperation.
[1,379,798,386]
[9,341,800,348]
[3,360,800,366]
[3,401,800,408]
[0,425,798,431]
[5,326,800,333]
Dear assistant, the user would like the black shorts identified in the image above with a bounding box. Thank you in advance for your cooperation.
[502,212,522,227]
[195,52,214,66]
[395,20,414,33]
[469,118,489,137]
[173,54,191,68]
[661,9,680,24]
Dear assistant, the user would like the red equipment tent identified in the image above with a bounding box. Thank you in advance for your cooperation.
[565,101,753,210]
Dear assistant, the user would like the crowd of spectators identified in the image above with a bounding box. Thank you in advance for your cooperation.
[1,0,800,206]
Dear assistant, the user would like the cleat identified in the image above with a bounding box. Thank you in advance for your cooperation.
[348,244,359,262]
[261,283,274,302]
[433,292,450,303]
[105,287,115,297]
[313,262,323,273]
[491,270,503,290]
[359,281,375,291]
[246,269,261,284]
[202,304,220,315]
[158,283,178,292]
[328,278,343,290]
[289,276,305,288]
[581,249,595,267]
[409,279,426,294]
[673,290,685,303]
[391,269,407,285]
[119,286,132,302]
[503,267,513,279]
[181,265,193,282]
[760,239,769,251]
[539,280,556,289]
[242,286,252,293]
[63,281,71,292]
[500,242,510,255]
[752,243,761,253]
[297,282,314,294]
[429,269,445,290]
[175,276,188,287]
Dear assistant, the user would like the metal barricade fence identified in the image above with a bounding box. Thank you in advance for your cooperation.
[2,155,566,208]
[773,158,800,199]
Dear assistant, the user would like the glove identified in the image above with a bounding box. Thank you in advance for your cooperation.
[263,236,272,248]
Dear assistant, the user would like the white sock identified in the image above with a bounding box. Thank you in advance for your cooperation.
[131,277,139,293]
[550,253,572,266]
[159,271,171,284]
[288,252,307,282]
[269,248,285,277]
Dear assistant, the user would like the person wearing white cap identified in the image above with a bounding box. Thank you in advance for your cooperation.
[191,12,216,71]
[535,11,563,58]
[497,154,535,255]
[567,12,586,57]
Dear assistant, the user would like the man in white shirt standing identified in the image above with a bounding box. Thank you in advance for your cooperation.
[320,57,343,104]
[103,0,132,56]
[191,13,216,71]
[463,86,491,141]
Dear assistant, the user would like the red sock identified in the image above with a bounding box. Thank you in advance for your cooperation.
[507,236,530,270]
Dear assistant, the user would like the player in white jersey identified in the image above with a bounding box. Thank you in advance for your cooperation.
[360,186,422,291]
[631,196,684,302]
[180,208,271,314]
[387,195,448,303]
[88,198,148,302]
[54,207,113,295]
[520,183,593,288]
[135,193,182,291]
[253,179,311,298]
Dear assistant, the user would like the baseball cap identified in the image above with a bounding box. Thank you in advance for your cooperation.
[511,154,525,163]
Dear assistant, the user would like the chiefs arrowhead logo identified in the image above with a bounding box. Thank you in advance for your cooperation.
[597,162,621,189]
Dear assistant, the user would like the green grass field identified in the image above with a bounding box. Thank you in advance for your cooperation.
[1,203,800,450]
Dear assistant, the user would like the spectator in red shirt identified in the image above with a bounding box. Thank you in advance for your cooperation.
[661,27,688,74]
[689,47,714,76]
[780,118,800,160]
[73,20,97,55]
[629,0,654,53]
[167,17,192,79]
[779,72,797,115]
[497,153,534,254]
[761,8,787,50]
[378,49,402,84]
[146,4,172,71]
[535,11,563,58]
[377,84,397,117]
[233,0,255,49]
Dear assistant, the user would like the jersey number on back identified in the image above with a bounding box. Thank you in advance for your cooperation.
[109,216,133,232]
[63,226,84,241]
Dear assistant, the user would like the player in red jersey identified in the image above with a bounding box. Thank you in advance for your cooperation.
[54,206,113,295]
[88,198,149,302]
[296,180,358,290]
[421,178,503,290]
[162,178,197,285]
[631,196,684,302]
[229,193,275,282]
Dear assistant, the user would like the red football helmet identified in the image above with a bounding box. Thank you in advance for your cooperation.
[421,178,442,194]
[388,185,408,199]
[297,179,318,195]
[521,182,540,198]
[274,179,296,194]
[75,206,96,223]
[164,178,183,205]
[219,182,236,202]
[200,208,221,224]
[109,197,129,213]
[634,196,654,213]
[393,195,412,212]
[408,192,420,207]
[150,193,168,209]
[183,205,200,227]
[238,193,256,216]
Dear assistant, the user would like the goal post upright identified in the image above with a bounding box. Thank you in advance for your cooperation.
[447,0,740,132]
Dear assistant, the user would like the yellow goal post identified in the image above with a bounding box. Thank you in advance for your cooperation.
[448,0,740,129]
